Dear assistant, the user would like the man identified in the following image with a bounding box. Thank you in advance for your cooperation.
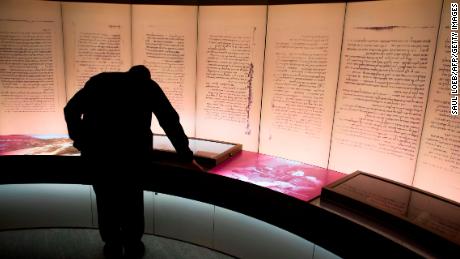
[64,65,202,258]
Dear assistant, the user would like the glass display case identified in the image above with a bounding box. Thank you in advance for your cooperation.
[152,134,242,168]
[0,134,242,169]
[321,171,460,250]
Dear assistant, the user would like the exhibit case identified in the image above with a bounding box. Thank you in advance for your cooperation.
[321,171,460,256]
[152,134,242,169]
[0,134,242,169]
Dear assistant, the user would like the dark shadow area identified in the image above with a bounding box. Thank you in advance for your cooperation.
[2,155,457,258]
[63,65,200,258]
[0,228,233,259]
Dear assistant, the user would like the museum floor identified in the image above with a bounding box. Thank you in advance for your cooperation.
[0,228,234,259]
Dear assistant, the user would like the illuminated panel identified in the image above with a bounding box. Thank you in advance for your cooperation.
[61,2,132,99]
[413,1,460,203]
[0,135,77,156]
[328,0,442,184]
[0,0,67,134]
[259,3,345,167]
[132,5,197,136]
[210,151,344,202]
[195,6,267,152]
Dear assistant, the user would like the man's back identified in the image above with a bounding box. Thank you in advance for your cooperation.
[64,66,193,162]
[79,72,154,157]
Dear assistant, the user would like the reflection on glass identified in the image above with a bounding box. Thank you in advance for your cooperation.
[333,174,411,217]
[153,134,234,158]
[331,174,460,245]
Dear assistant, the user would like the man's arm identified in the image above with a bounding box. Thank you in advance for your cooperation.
[150,80,195,164]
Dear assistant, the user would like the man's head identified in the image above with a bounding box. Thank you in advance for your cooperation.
[128,65,151,80]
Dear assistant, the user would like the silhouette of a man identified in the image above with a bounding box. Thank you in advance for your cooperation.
[64,65,201,258]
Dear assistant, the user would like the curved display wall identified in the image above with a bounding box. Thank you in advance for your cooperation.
[2,153,459,258]
[0,0,458,203]
[1,0,459,257]
[0,183,340,259]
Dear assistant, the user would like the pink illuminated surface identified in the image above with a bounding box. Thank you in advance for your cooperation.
[210,151,345,202]
[0,135,78,156]
[0,135,345,202]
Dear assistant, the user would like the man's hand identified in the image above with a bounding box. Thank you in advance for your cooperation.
[187,159,205,172]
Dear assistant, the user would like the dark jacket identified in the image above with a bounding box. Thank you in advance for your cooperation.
[64,68,193,162]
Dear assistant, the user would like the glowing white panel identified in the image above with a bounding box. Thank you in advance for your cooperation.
[328,0,442,184]
[0,184,92,229]
[259,3,345,168]
[214,206,314,259]
[132,5,197,137]
[143,191,155,234]
[313,245,341,259]
[62,2,132,99]
[195,6,267,152]
[154,193,213,248]
[413,1,460,203]
[0,0,67,134]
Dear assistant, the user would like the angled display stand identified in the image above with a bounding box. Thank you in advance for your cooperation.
[152,134,242,169]
[320,171,460,258]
